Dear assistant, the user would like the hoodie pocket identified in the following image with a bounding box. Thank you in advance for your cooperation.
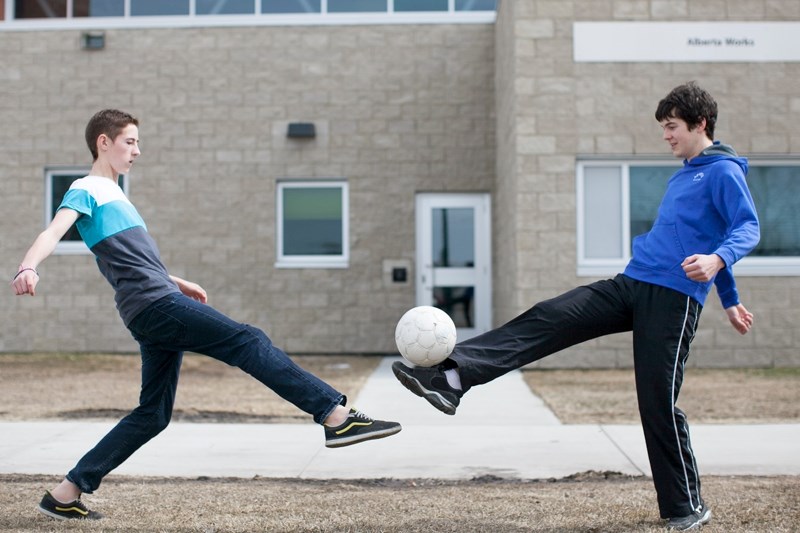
[635,223,687,271]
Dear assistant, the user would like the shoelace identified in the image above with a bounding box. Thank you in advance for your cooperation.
[349,408,372,421]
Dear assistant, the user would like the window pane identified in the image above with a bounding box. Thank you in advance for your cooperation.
[197,0,255,15]
[73,0,124,17]
[51,174,84,242]
[455,0,496,10]
[747,166,800,256]
[15,0,67,18]
[131,0,189,16]
[432,207,474,267]
[583,166,623,259]
[629,165,676,239]
[283,187,343,255]
[395,0,447,11]
[262,0,320,13]
[328,0,386,13]
[434,286,474,328]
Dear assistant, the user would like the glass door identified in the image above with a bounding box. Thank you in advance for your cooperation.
[416,193,491,341]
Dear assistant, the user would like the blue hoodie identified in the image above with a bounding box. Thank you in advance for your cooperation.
[623,142,760,308]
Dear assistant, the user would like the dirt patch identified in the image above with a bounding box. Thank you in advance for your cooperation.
[521,367,800,424]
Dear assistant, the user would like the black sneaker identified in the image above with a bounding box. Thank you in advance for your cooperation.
[324,408,401,448]
[37,491,103,521]
[667,504,711,530]
[391,361,462,415]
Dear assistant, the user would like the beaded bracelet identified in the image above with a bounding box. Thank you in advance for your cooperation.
[13,267,38,281]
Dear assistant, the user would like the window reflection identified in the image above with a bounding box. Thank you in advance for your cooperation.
[747,166,800,256]
[434,286,474,328]
[395,0,446,11]
[12,0,494,18]
[197,0,255,15]
[74,0,124,17]
[14,0,67,18]
[131,0,189,16]
[262,0,320,13]
[432,208,474,268]
[282,187,343,256]
[328,0,386,13]
[455,0,496,10]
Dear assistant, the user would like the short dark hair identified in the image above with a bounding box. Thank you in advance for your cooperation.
[85,109,139,161]
[655,82,718,140]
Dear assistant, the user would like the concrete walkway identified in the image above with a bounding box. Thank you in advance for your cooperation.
[1,357,798,480]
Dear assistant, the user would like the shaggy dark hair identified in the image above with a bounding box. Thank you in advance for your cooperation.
[85,109,139,161]
[655,82,718,140]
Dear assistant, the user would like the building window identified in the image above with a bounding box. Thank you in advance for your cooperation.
[131,0,189,16]
[577,159,800,277]
[261,0,320,14]
[456,0,496,10]
[198,0,255,15]
[276,180,348,268]
[395,0,447,11]
[5,0,494,25]
[46,168,128,255]
[14,0,67,18]
[328,0,385,13]
[74,0,124,17]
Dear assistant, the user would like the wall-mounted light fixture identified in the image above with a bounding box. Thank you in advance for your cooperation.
[287,122,316,139]
[81,31,106,50]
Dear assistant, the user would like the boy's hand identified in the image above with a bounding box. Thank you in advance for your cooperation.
[681,253,724,282]
[179,280,208,304]
[11,268,40,296]
[725,303,754,335]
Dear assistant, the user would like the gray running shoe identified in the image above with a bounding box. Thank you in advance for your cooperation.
[391,361,462,415]
[667,504,711,530]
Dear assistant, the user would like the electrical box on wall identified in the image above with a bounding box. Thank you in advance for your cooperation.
[383,259,411,287]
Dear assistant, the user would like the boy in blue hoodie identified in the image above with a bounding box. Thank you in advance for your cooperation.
[392,82,760,530]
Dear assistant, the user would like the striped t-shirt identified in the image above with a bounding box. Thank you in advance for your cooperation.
[58,175,179,325]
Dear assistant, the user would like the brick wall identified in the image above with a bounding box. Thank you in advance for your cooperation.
[1,23,496,353]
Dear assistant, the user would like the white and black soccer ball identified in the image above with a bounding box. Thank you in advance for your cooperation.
[395,305,457,367]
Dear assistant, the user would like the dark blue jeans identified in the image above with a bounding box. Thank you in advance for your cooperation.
[66,294,344,493]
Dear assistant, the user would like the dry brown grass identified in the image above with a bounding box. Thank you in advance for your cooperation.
[1,473,798,532]
[0,354,378,423]
[1,354,798,531]
[521,367,800,424]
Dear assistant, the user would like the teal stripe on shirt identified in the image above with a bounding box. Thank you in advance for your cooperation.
[59,189,147,249]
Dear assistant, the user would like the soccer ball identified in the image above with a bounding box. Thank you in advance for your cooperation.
[395,306,457,367]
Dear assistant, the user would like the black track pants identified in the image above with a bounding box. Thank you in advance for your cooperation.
[450,274,704,518]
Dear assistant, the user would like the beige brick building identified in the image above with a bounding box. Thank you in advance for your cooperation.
[2,0,798,367]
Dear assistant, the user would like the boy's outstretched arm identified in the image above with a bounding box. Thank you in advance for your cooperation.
[11,208,79,296]
[169,275,208,304]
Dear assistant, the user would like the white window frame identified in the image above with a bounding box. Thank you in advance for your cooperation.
[45,167,129,255]
[0,0,494,31]
[577,158,800,277]
[275,179,349,269]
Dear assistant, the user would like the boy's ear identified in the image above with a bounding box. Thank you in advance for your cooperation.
[97,134,109,152]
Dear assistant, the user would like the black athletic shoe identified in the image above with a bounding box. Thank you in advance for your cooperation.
[667,504,712,530]
[37,491,103,521]
[391,361,462,415]
[324,408,401,448]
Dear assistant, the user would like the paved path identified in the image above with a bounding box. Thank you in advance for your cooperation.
[1,357,798,480]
